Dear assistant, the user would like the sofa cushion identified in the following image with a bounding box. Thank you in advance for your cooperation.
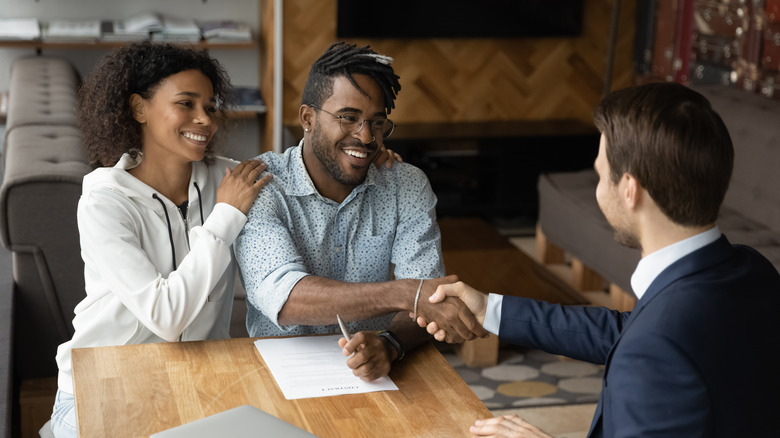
[4,56,79,132]
[695,85,780,234]
[717,206,780,267]
[1,125,90,248]
[538,169,641,294]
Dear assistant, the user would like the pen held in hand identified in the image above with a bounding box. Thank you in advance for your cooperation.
[337,314,351,341]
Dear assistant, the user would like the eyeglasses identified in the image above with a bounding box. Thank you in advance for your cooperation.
[308,104,395,139]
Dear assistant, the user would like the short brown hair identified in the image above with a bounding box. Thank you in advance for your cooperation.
[593,82,733,226]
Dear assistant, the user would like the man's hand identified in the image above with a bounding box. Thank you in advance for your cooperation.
[416,281,489,342]
[339,331,393,382]
[411,276,490,343]
[470,415,553,437]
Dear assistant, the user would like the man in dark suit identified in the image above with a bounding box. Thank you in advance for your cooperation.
[420,82,780,437]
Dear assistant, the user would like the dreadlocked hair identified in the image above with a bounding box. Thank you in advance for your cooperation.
[301,42,401,114]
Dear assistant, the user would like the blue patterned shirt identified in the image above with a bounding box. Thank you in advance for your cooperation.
[236,142,445,337]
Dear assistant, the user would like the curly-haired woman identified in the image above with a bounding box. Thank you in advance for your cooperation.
[48,41,272,438]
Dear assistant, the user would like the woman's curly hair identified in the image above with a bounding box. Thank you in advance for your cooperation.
[78,41,233,167]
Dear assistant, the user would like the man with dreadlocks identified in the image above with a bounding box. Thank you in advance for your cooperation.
[235,42,488,381]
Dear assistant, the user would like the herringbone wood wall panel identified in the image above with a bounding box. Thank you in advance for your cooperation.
[276,0,635,129]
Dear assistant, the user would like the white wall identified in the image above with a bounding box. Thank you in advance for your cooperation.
[0,0,263,159]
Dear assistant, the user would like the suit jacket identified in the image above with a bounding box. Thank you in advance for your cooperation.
[498,236,780,437]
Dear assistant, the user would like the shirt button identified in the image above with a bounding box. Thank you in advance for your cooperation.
[335,247,342,253]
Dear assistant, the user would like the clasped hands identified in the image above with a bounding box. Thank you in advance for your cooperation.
[413,277,490,342]
[409,275,489,343]
[338,276,489,382]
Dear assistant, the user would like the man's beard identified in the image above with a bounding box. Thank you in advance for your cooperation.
[599,188,642,252]
[311,127,372,187]
[613,227,641,251]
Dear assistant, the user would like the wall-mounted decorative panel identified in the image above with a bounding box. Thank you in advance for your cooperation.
[280,0,636,127]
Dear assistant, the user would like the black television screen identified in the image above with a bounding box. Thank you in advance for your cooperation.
[337,0,584,39]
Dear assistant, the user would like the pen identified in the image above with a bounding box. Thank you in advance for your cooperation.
[336,314,351,341]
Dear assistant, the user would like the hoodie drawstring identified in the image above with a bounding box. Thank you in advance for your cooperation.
[151,183,204,272]
[152,193,177,272]
[193,182,204,224]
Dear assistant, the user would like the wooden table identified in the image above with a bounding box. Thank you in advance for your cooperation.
[72,338,491,438]
[439,218,588,366]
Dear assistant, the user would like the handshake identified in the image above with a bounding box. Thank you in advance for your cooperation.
[338,275,492,383]
[410,275,491,343]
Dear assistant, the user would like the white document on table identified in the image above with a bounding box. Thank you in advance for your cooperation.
[254,335,398,400]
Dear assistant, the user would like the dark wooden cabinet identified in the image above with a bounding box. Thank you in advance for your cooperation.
[384,120,599,225]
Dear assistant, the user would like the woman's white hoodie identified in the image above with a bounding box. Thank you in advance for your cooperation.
[56,153,247,394]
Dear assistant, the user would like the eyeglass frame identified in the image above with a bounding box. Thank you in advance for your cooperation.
[307,104,395,140]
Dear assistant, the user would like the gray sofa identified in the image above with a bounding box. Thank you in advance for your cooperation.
[0,56,250,436]
[537,85,780,308]
[1,56,91,384]
[1,231,13,438]
[0,56,88,438]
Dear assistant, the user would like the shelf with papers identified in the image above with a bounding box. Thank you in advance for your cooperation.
[0,2,277,155]
[0,14,254,51]
[0,39,256,51]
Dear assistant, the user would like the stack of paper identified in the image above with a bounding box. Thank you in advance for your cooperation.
[153,16,201,42]
[199,20,252,42]
[100,20,149,41]
[122,12,163,33]
[101,12,161,42]
[101,21,148,41]
[0,18,41,40]
[43,19,101,43]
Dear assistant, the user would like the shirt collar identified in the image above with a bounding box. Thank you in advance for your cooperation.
[285,139,384,199]
[285,141,318,197]
[630,226,722,300]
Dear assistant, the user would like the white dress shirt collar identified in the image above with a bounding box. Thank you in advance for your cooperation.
[630,226,721,300]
